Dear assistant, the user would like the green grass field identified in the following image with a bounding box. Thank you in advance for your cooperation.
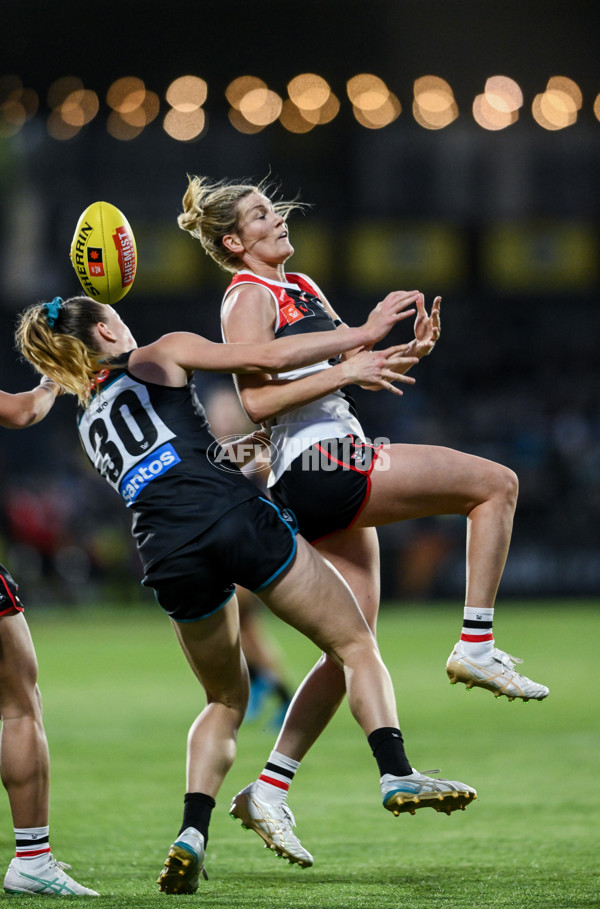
[5,601,598,908]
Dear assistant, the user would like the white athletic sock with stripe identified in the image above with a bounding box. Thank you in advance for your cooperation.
[255,750,299,806]
[14,826,51,863]
[460,606,495,658]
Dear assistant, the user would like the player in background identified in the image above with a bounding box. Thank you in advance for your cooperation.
[17,294,476,893]
[0,374,99,896]
[177,175,549,864]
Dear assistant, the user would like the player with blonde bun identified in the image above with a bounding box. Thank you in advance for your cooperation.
[177,173,549,866]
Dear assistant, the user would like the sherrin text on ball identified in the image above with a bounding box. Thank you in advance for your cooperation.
[70,200,137,305]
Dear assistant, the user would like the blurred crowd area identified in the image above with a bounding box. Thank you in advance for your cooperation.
[0,114,598,606]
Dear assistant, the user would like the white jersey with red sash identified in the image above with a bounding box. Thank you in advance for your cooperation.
[221,270,365,484]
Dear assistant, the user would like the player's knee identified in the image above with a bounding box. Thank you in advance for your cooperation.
[205,679,249,717]
[337,631,380,670]
[496,465,519,510]
[205,696,247,731]
[0,676,42,720]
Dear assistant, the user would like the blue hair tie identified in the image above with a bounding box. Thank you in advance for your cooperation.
[43,297,64,328]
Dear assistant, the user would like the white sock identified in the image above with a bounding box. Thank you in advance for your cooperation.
[459,606,495,658]
[14,826,51,863]
[255,750,300,806]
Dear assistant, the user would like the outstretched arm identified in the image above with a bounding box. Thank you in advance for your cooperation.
[129,290,419,390]
[221,285,421,424]
[0,376,59,429]
[215,286,418,373]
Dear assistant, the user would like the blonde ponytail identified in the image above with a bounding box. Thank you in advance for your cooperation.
[16,296,109,406]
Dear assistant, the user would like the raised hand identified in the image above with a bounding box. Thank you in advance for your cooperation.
[363,291,419,344]
[412,294,441,358]
[341,345,419,396]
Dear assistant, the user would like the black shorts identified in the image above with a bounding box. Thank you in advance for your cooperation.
[142,496,298,623]
[271,436,381,544]
[0,562,23,617]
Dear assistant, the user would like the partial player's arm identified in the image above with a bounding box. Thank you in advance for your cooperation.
[0,376,59,429]
[135,320,413,383]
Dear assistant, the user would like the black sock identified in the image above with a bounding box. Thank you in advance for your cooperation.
[367,727,412,777]
[179,792,216,845]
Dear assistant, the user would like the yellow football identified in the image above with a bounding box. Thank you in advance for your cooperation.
[70,201,137,305]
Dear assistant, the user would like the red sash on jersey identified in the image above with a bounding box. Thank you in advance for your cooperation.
[224,272,323,332]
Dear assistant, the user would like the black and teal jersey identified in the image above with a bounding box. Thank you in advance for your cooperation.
[78,353,258,571]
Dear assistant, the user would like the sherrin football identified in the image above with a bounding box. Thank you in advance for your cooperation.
[70,201,137,305]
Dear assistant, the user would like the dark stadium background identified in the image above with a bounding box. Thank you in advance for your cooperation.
[1,0,599,602]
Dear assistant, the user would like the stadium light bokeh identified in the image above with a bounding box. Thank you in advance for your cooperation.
[0,70,597,141]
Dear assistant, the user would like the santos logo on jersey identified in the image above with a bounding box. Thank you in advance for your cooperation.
[120,443,181,505]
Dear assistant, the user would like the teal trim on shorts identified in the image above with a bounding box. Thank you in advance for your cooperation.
[253,497,298,592]
[161,587,236,624]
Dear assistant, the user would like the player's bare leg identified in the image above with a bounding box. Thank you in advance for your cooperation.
[158,597,249,893]
[355,443,547,702]
[0,614,49,829]
[265,442,538,776]
[269,526,380,763]
[1,613,99,897]
[230,536,476,865]
[358,443,518,602]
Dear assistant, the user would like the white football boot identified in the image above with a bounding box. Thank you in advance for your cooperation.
[157,827,207,895]
[230,782,313,867]
[381,770,477,816]
[3,855,98,896]
[446,642,549,701]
